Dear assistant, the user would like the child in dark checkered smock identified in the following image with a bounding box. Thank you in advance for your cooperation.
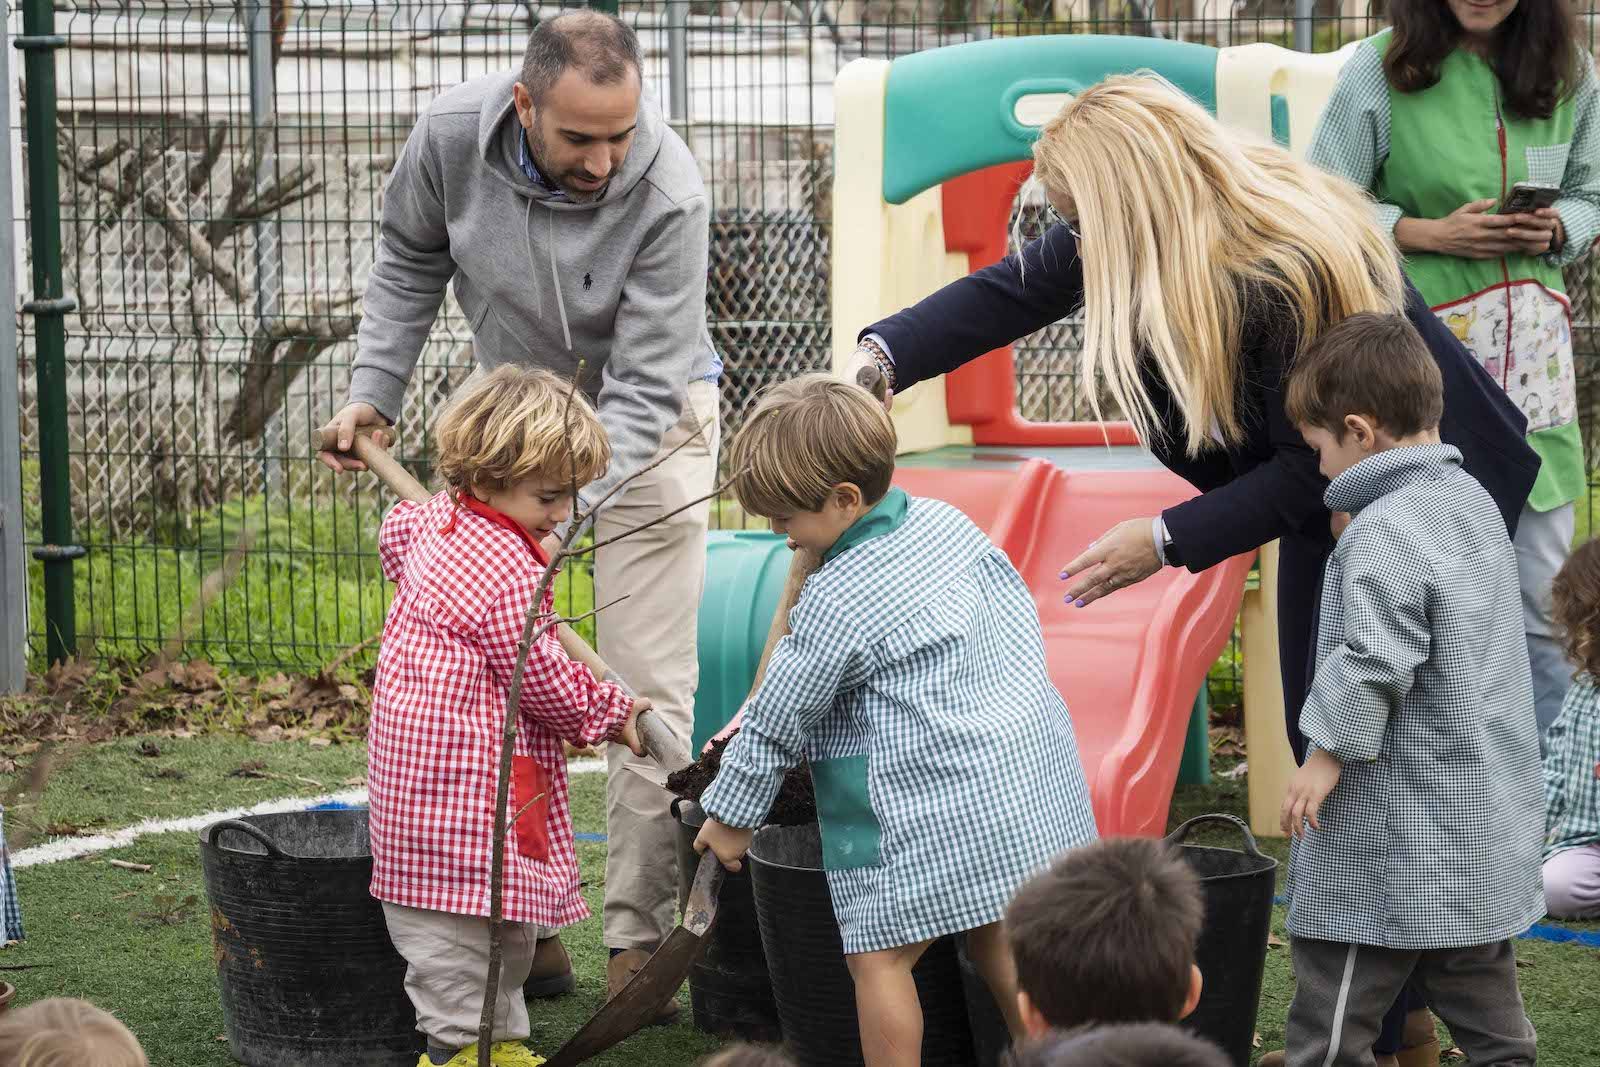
[367,367,648,1067]
[694,374,1097,1066]
[1277,314,1545,1067]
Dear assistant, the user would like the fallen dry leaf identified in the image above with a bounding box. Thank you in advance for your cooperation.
[1443,1048,1465,1061]
[1267,932,1285,948]
[229,760,270,779]
[135,740,161,758]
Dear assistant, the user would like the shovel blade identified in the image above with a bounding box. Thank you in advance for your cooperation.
[542,928,707,1067]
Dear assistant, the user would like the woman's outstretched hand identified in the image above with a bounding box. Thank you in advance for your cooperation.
[1059,517,1163,607]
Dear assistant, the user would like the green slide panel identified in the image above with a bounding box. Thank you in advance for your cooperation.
[882,34,1220,204]
[693,531,796,753]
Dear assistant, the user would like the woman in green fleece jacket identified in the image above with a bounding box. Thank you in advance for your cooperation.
[1310,0,1600,752]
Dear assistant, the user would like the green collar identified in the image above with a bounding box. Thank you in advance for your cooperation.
[822,488,909,565]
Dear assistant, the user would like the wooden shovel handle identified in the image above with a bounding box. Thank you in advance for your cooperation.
[312,427,429,504]
[314,426,634,710]
[748,548,821,698]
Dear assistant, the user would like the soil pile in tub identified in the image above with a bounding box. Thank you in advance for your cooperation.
[665,732,817,825]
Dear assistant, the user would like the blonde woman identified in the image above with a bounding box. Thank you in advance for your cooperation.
[850,75,1537,761]
[847,82,1541,1064]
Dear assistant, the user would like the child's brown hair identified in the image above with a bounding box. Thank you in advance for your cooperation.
[433,365,610,496]
[728,373,896,517]
[0,998,148,1067]
[1005,837,1204,1030]
[1284,311,1443,440]
[1004,1022,1230,1067]
[1554,538,1600,679]
[698,1043,797,1067]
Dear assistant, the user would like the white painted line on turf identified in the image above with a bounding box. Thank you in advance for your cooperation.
[12,757,607,868]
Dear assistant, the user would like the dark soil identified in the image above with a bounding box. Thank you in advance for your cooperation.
[665,731,817,826]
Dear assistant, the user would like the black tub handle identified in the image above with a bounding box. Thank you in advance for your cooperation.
[205,819,287,858]
[1164,813,1266,860]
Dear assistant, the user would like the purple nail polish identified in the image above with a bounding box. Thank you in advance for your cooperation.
[1059,570,1070,579]
[1075,599,1086,608]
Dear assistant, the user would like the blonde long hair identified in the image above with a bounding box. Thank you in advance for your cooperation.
[1028,75,1405,457]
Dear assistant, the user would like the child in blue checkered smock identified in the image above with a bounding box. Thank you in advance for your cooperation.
[1543,539,1600,920]
[694,375,1097,1063]
[1277,314,1544,1067]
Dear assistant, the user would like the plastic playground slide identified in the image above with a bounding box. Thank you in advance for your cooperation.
[889,458,1252,838]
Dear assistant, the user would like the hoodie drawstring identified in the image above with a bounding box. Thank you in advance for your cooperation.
[522,197,574,354]
[549,211,573,351]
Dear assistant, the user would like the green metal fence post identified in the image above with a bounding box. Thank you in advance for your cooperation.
[16,0,80,664]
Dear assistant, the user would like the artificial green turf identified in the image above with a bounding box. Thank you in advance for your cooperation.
[3,739,1598,1065]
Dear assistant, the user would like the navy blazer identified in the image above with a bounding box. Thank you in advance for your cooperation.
[865,224,1540,747]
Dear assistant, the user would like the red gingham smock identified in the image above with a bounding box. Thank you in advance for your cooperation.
[367,491,631,927]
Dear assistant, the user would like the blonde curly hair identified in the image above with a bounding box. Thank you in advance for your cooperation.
[433,365,610,495]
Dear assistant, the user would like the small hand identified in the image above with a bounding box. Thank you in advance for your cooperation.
[614,697,652,758]
[317,402,391,473]
[1059,517,1163,607]
[1330,511,1352,540]
[845,347,895,411]
[694,817,756,874]
[1281,748,1343,838]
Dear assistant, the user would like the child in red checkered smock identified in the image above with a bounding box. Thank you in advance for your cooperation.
[367,366,647,1067]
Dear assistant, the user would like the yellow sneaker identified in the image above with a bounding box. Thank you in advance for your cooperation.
[489,1043,547,1067]
[415,1047,478,1067]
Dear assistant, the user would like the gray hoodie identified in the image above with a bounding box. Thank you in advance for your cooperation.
[348,70,717,513]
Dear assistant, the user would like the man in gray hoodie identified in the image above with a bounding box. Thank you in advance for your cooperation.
[318,10,718,1025]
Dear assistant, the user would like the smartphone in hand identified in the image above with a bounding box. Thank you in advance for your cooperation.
[1501,182,1561,214]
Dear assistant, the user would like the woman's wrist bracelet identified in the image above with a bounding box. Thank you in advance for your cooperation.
[857,338,896,391]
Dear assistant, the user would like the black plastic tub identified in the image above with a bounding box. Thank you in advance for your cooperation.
[673,799,782,1042]
[1166,814,1279,1067]
[200,810,422,1067]
[748,823,976,1066]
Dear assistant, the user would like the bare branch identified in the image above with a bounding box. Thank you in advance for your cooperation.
[556,594,629,629]
[506,791,548,835]
[117,129,175,215]
[206,122,275,247]
[142,192,248,304]
[187,120,229,195]
[83,138,130,171]
[58,130,124,201]
[574,412,717,528]
[570,475,739,558]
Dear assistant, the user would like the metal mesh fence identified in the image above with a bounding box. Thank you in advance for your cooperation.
[5,0,1600,686]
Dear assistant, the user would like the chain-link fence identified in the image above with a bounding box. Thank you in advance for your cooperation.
[5,0,1600,684]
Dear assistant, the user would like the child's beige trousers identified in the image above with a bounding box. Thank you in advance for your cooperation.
[382,902,536,1051]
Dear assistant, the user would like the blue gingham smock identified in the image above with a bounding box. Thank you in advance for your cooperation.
[700,493,1098,954]
[1286,445,1546,950]
[1543,675,1600,860]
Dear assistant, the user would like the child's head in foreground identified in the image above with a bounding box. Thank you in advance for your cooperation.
[1284,311,1444,483]
[729,373,898,556]
[1004,1022,1230,1067]
[433,365,610,541]
[698,1043,796,1067]
[1553,538,1600,681]
[0,998,148,1066]
[1005,837,1204,1037]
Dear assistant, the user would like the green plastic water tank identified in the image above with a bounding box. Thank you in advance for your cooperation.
[694,531,795,753]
